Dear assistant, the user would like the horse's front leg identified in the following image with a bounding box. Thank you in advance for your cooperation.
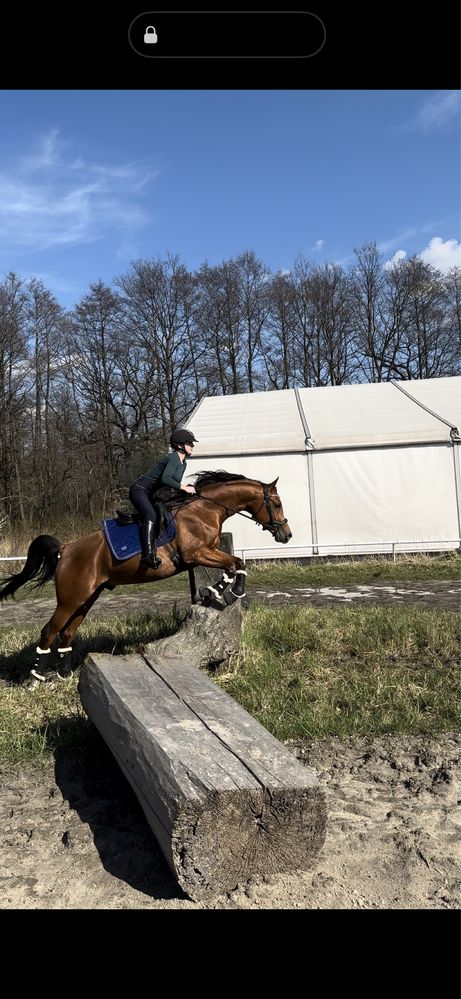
[192,547,247,605]
[199,569,236,603]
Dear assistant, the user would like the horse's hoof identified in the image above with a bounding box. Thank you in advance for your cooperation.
[30,668,47,682]
[57,668,73,681]
[223,589,238,606]
[22,675,41,690]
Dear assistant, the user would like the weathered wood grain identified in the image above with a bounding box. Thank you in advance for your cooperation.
[79,651,327,900]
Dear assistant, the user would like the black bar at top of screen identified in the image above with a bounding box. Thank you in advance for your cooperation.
[127,11,326,59]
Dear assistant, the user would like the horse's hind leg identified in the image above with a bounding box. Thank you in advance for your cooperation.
[55,585,105,679]
[29,604,77,684]
[29,586,105,685]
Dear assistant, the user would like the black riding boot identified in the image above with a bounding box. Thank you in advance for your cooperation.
[140,520,162,569]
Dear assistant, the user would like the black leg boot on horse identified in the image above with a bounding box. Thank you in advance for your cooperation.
[140,519,162,570]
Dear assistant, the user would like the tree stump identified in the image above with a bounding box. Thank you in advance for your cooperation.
[146,600,244,669]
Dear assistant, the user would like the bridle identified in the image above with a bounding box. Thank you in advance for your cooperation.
[196,481,288,538]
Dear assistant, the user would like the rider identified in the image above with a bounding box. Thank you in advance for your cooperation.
[129,428,198,569]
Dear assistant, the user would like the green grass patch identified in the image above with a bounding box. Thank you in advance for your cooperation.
[0,603,459,766]
[246,552,461,586]
[0,608,184,765]
[216,604,461,741]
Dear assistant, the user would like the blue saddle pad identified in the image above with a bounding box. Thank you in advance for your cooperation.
[102,514,176,562]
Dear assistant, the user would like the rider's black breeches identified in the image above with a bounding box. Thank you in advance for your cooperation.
[129,481,158,525]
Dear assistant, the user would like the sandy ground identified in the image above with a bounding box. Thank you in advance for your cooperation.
[1,586,460,910]
[1,730,459,910]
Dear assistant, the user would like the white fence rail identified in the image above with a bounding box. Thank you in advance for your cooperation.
[1,538,461,565]
[234,540,461,561]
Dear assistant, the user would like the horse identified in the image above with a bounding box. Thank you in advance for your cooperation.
[0,471,292,685]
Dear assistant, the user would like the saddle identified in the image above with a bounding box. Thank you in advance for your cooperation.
[116,509,140,526]
[115,492,188,527]
[107,501,179,564]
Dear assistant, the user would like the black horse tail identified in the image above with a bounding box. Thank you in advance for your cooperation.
[0,535,62,602]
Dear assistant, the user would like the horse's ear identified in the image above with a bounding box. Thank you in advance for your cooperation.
[269,477,279,489]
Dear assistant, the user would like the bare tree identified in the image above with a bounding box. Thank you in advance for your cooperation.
[308,263,355,385]
[444,266,461,372]
[0,274,29,525]
[70,281,123,501]
[25,280,66,519]
[291,255,317,386]
[116,255,198,437]
[261,270,297,389]
[348,242,410,382]
[389,258,455,379]
[236,251,270,392]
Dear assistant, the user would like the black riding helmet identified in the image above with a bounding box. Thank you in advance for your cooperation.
[170,428,199,447]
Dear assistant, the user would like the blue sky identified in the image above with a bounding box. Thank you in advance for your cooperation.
[1,89,459,310]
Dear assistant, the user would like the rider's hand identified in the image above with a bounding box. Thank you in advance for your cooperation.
[182,485,196,494]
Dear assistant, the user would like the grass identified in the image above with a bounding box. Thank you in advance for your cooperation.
[0,602,459,766]
[0,608,184,765]
[246,552,461,586]
[218,604,461,741]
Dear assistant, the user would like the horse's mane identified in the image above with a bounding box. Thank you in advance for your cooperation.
[194,470,249,494]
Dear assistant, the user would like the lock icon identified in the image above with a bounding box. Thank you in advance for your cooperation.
[144,25,158,44]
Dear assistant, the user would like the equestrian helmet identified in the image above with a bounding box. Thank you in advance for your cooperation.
[170,428,199,447]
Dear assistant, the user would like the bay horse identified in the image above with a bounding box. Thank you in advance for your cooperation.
[0,471,292,685]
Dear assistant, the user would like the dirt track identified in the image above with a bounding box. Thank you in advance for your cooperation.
[1,731,459,909]
[1,583,460,910]
[0,578,460,629]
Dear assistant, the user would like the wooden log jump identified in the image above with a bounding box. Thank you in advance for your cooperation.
[79,650,327,901]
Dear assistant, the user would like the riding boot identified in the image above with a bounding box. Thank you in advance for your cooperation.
[140,520,162,569]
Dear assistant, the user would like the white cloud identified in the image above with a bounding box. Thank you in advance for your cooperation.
[418,237,461,273]
[0,129,159,253]
[384,249,407,270]
[401,91,460,133]
[383,238,461,274]
[312,239,324,251]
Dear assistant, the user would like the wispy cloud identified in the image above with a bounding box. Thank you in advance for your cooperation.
[378,228,417,254]
[398,91,460,134]
[0,129,159,253]
[19,268,86,302]
[312,239,324,251]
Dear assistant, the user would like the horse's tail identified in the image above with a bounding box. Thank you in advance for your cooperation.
[0,534,62,602]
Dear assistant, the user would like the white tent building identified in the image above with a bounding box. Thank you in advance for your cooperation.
[184,376,461,560]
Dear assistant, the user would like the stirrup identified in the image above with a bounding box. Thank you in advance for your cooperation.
[141,553,162,569]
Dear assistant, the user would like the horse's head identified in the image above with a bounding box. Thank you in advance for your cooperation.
[252,478,292,544]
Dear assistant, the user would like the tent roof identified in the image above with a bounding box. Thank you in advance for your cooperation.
[186,376,461,454]
[393,377,461,437]
[187,389,306,455]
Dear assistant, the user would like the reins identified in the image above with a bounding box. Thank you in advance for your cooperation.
[192,483,288,535]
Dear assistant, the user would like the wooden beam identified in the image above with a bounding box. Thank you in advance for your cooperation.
[79,651,326,901]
